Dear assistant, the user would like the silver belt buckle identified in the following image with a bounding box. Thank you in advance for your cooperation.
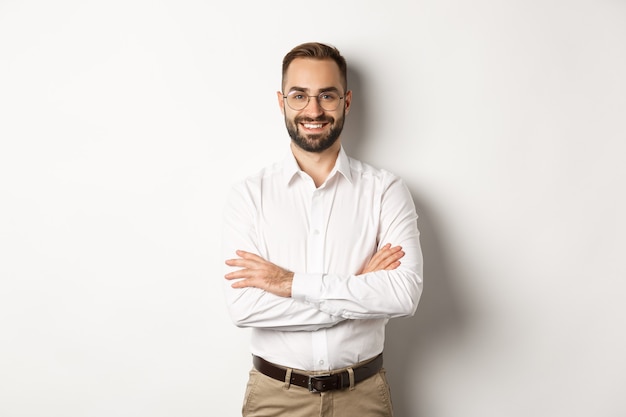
[308,374,332,393]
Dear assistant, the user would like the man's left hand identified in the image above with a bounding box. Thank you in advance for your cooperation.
[225,250,294,297]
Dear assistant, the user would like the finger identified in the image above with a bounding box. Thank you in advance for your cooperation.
[385,261,401,270]
[367,244,392,266]
[375,244,401,258]
[369,245,402,269]
[225,264,266,280]
[372,250,404,271]
[235,250,266,262]
[225,258,245,267]
[377,246,403,262]
[231,278,255,288]
[383,248,404,261]
[380,251,404,269]
[225,269,249,280]
[384,245,402,254]
[225,257,262,269]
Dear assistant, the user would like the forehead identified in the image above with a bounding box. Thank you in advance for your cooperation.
[283,58,343,91]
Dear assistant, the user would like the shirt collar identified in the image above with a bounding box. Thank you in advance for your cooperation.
[334,146,353,184]
[282,146,353,186]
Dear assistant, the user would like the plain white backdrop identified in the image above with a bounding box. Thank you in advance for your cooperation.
[1,1,625,416]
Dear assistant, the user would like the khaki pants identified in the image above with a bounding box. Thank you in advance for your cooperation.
[242,366,394,417]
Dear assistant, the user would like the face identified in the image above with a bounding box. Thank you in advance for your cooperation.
[278,58,351,153]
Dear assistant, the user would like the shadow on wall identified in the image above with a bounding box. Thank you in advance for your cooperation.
[385,195,470,416]
[341,65,371,160]
[343,63,470,416]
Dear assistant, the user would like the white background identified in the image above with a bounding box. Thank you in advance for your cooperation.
[1,1,625,416]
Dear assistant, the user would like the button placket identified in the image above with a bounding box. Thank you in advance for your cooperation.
[308,189,329,370]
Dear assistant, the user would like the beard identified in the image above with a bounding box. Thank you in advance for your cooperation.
[285,113,345,153]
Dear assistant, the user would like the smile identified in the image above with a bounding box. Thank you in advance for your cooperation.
[303,123,324,129]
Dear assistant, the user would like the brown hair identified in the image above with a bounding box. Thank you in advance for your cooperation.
[281,42,348,91]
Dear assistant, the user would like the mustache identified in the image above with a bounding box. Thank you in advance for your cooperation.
[295,116,333,124]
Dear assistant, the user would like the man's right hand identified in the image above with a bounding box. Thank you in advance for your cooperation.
[358,243,405,275]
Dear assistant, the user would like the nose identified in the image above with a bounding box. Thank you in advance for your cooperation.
[302,96,325,117]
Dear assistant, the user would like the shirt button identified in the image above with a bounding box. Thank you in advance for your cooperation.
[313,229,320,235]
[319,360,325,365]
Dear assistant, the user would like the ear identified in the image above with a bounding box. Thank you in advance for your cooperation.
[277,91,285,115]
[343,90,353,115]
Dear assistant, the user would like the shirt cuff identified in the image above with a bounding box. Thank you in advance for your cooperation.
[291,272,323,302]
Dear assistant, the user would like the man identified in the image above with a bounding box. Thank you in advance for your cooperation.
[222,42,423,417]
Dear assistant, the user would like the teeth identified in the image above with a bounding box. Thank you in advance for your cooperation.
[304,123,323,129]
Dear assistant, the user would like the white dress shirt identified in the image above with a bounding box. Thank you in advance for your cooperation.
[222,146,423,371]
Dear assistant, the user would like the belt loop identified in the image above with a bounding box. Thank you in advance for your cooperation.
[347,367,355,391]
[283,368,292,390]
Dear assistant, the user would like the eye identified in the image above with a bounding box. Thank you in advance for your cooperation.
[289,92,306,101]
[320,92,338,101]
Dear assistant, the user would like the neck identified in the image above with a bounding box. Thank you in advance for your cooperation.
[291,141,341,188]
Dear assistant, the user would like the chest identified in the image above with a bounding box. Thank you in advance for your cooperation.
[254,181,382,273]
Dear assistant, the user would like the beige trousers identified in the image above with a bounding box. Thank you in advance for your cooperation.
[241,366,394,417]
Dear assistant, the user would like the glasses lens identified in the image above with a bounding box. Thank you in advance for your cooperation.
[318,92,340,111]
[286,91,308,110]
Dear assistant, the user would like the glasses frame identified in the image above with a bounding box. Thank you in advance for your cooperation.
[282,91,345,112]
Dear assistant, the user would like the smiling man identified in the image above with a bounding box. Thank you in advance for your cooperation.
[281,58,348,154]
[222,42,423,417]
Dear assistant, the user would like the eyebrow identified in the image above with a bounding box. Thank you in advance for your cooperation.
[288,86,341,94]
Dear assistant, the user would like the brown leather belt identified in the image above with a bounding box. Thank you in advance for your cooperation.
[252,353,383,393]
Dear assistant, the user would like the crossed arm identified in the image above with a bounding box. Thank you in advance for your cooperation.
[222,175,422,328]
[224,243,405,298]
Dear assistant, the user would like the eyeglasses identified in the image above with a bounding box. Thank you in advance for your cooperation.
[283,90,345,111]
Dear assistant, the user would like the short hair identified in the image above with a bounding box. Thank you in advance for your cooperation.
[281,42,348,91]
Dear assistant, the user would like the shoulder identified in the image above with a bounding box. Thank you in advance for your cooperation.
[228,160,283,197]
[347,155,403,185]
[344,155,414,206]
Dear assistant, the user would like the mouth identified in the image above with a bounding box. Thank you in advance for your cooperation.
[299,120,329,132]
